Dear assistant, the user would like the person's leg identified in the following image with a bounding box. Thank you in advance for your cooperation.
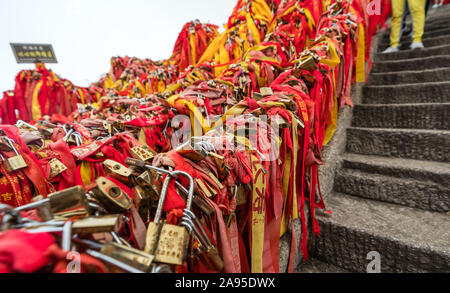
[425,0,430,16]
[400,1,410,40]
[391,0,407,47]
[408,0,426,44]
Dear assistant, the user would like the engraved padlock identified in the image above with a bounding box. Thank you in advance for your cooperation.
[144,170,195,266]
[103,159,132,182]
[2,137,27,172]
[130,145,155,162]
[48,158,68,180]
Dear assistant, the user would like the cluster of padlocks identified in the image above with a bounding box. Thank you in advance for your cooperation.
[0,0,388,273]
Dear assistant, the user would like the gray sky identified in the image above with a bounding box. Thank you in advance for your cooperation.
[0,0,236,93]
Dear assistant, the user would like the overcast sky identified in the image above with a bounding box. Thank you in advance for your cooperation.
[0,0,236,93]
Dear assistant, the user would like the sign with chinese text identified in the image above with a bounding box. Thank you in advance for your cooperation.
[10,43,57,64]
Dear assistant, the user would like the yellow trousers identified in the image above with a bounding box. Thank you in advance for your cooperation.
[390,0,426,47]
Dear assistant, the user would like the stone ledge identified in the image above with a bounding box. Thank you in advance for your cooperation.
[346,127,450,162]
[363,81,450,104]
[375,44,450,62]
[368,67,450,85]
[335,169,450,212]
[352,103,450,130]
[311,193,450,273]
[342,153,450,185]
[372,54,450,73]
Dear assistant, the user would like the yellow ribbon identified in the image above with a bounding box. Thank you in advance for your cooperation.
[250,153,266,273]
[356,22,366,82]
[31,80,43,120]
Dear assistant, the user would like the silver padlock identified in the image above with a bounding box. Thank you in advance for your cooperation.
[15,120,38,131]
[2,137,27,172]
[144,170,195,266]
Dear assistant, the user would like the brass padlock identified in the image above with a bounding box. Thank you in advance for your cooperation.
[14,186,90,220]
[2,137,27,172]
[297,55,316,71]
[131,185,152,221]
[271,117,290,129]
[90,177,132,213]
[136,170,161,201]
[234,185,247,206]
[48,158,68,180]
[103,159,132,182]
[207,152,230,178]
[100,241,154,272]
[130,145,155,162]
[196,179,213,198]
[32,195,52,221]
[72,214,123,234]
[176,139,207,162]
[131,185,149,210]
[260,87,274,96]
[144,171,195,266]
[192,195,214,217]
[103,122,113,135]
[49,186,91,219]
[122,111,136,122]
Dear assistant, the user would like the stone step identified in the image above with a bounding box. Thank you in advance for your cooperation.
[362,81,450,104]
[375,44,450,62]
[346,127,450,162]
[380,28,450,49]
[424,16,450,31]
[335,169,450,212]
[421,35,450,48]
[342,153,450,186]
[368,67,450,86]
[310,193,450,273]
[372,55,450,73]
[295,258,351,273]
[352,103,450,130]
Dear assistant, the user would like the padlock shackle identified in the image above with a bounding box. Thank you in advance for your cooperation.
[153,170,195,224]
[16,120,38,131]
[125,158,171,175]
[154,175,172,223]
[151,264,172,274]
[0,204,13,214]
[170,171,194,211]
[62,221,73,251]
[3,137,19,156]
[14,185,85,213]
[14,198,50,212]
[86,249,145,273]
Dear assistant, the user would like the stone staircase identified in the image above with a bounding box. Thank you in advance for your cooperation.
[297,7,450,273]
